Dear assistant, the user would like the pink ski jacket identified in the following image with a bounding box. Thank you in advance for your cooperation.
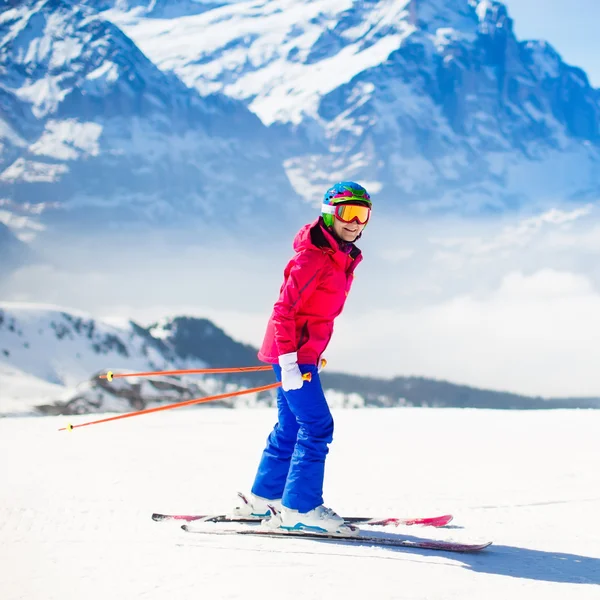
[258,218,363,365]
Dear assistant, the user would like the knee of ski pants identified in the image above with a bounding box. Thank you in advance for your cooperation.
[271,418,300,449]
[300,413,334,444]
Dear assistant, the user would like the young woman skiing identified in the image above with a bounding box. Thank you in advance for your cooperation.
[235,181,372,534]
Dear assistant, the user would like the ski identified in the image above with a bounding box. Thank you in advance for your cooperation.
[180,524,492,553]
[152,512,453,528]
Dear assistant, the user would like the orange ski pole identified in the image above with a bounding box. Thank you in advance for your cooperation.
[99,365,272,382]
[59,374,312,432]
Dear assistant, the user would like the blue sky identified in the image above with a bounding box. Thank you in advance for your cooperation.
[502,0,600,87]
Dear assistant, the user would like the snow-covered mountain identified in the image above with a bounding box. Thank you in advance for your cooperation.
[104,0,600,210]
[0,0,302,242]
[2,0,600,249]
[0,303,269,415]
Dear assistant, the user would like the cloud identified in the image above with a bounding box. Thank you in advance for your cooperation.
[4,203,600,398]
[330,269,600,398]
[430,206,594,268]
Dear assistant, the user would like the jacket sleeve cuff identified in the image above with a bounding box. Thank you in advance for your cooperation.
[278,352,298,368]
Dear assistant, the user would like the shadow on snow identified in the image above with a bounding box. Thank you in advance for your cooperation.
[180,530,600,585]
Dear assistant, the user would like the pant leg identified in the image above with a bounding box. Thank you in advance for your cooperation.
[251,367,300,500]
[281,364,334,513]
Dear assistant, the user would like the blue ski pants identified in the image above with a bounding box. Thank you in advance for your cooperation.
[251,364,334,513]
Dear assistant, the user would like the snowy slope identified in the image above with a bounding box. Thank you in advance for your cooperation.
[0,302,172,387]
[0,361,64,414]
[0,408,598,600]
[105,0,600,209]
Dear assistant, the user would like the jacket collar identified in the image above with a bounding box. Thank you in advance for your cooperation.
[294,218,363,271]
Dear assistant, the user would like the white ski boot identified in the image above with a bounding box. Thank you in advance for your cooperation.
[279,504,358,535]
[232,492,282,519]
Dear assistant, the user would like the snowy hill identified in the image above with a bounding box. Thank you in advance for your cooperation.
[0,304,171,387]
[0,0,302,242]
[0,303,244,415]
[105,0,600,210]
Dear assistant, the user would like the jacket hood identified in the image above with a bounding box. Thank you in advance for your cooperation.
[292,218,320,253]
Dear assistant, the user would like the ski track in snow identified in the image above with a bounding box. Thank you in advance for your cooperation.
[1,407,599,599]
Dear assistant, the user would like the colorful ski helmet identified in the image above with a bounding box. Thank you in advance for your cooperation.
[322,181,371,228]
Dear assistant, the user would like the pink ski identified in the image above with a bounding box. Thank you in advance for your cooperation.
[152,512,453,528]
[365,515,453,528]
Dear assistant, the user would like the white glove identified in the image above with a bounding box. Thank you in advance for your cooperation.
[278,352,305,391]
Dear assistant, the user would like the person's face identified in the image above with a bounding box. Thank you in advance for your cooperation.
[331,214,366,242]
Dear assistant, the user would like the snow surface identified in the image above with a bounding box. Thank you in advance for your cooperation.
[1,407,599,599]
[0,362,64,415]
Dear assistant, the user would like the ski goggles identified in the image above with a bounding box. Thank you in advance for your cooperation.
[323,203,371,225]
[334,203,371,225]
